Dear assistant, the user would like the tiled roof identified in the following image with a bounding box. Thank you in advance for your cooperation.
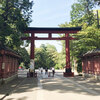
[0,45,20,57]
[83,49,100,57]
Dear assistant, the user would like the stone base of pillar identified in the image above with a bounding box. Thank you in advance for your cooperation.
[27,72,37,78]
[63,72,74,77]
[0,74,18,84]
[63,67,74,77]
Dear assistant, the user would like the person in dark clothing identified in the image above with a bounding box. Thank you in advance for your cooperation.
[52,67,55,77]
[45,68,48,75]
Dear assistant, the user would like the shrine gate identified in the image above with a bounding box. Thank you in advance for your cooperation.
[21,27,81,77]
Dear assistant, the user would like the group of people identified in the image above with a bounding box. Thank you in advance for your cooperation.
[39,67,55,77]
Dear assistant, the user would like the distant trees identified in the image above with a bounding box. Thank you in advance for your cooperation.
[18,47,30,69]
[35,44,59,69]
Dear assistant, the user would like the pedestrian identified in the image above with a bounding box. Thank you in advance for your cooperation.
[52,67,55,77]
[48,68,52,77]
[45,68,48,75]
[40,67,43,74]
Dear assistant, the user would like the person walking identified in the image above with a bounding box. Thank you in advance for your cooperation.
[40,67,43,74]
[45,68,48,75]
[52,67,55,77]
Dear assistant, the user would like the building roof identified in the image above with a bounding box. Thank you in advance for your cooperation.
[0,45,20,58]
[82,49,100,57]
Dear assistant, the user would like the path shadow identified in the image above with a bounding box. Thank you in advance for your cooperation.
[41,74,100,96]
[0,77,38,100]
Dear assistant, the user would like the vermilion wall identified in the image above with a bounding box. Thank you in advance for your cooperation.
[0,55,2,78]
[82,56,100,75]
[0,49,20,78]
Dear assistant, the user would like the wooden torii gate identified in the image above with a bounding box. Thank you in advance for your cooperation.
[21,27,81,77]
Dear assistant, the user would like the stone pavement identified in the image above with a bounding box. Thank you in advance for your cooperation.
[0,70,100,100]
[0,77,38,100]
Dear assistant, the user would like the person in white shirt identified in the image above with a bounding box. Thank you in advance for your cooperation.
[40,67,43,74]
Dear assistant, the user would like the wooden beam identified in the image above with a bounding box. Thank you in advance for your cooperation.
[21,36,76,40]
[24,27,81,34]
[24,30,79,34]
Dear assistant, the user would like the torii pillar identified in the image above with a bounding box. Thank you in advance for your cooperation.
[30,33,35,59]
[63,33,74,77]
[30,33,35,72]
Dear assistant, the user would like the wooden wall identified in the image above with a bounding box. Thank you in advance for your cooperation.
[0,49,20,78]
[82,55,100,75]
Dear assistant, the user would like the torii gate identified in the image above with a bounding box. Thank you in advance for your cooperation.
[21,27,81,77]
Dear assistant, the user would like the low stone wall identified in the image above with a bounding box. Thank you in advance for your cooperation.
[0,74,18,85]
[94,75,100,80]
[83,73,100,80]
[0,79,2,84]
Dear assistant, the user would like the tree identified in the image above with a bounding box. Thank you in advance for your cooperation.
[35,44,47,69]
[46,44,58,68]
[70,0,95,26]
[18,47,30,69]
[0,0,33,49]
[35,44,58,69]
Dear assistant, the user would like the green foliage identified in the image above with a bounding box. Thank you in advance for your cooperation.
[0,0,33,69]
[77,59,82,73]
[55,52,66,69]
[73,24,100,55]
[70,0,95,26]
[0,0,33,49]
[35,44,59,69]
[17,47,30,69]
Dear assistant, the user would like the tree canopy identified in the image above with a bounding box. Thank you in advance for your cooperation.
[18,47,30,69]
[0,0,33,50]
[70,0,95,26]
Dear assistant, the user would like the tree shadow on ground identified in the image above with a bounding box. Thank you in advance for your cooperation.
[42,74,100,96]
[71,76,100,94]
[1,96,28,100]
[0,77,38,100]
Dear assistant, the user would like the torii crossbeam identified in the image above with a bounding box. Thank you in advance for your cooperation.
[21,27,81,77]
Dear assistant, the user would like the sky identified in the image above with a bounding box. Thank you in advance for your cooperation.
[28,0,100,52]
[30,0,77,27]
[28,0,77,52]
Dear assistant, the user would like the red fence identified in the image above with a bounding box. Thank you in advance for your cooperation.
[82,50,100,75]
[0,46,20,78]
